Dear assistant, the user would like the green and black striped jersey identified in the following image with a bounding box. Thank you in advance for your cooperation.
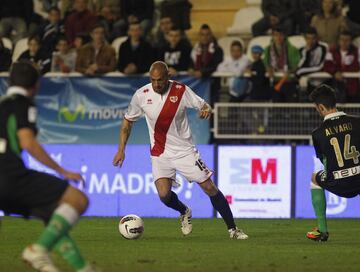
[0,87,37,171]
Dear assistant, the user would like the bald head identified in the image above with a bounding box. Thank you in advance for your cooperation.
[150,61,170,94]
[149,61,169,75]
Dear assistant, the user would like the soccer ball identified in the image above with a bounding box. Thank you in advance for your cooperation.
[118,214,144,239]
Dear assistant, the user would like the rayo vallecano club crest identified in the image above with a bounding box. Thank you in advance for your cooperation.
[170,96,178,103]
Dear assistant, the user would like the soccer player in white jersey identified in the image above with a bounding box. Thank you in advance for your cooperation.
[113,61,248,239]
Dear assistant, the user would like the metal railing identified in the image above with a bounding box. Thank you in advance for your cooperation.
[213,103,360,141]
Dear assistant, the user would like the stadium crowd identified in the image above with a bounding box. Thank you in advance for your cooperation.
[0,0,360,103]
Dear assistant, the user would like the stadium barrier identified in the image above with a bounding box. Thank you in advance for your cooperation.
[8,144,358,219]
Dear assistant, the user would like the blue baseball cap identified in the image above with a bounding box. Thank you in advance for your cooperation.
[251,45,263,54]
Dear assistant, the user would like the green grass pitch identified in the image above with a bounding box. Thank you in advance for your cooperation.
[1,217,360,272]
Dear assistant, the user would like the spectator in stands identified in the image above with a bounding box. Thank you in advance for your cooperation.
[159,0,192,31]
[97,5,117,41]
[189,24,223,79]
[51,36,77,73]
[74,32,91,50]
[0,0,33,43]
[343,0,360,38]
[18,35,51,74]
[252,0,296,37]
[311,0,344,47]
[76,24,116,75]
[294,0,320,34]
[153,16,173,49]
[0,38,12,72]
[159,27,191,76]
[117,22,153,75]
[297,27,327,77]
[264,27,300,102]
[60,0,100,17]
[36,7,65,60]
[324,31,360,102]
[92,0,121,16]
[112,0,154,38]
[296,27,328,97]
[65,0,98,44]
[216,41,251,102]
[153,15,191,50]
[247,45,272,101]
[190,24,223,107]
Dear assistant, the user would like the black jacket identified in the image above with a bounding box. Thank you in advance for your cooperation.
[249,59,272,100]
[36,21,65,58]
[0,47,11,72]
[18,50,51,74]
[159,39,191,71]
[117,38,154,73]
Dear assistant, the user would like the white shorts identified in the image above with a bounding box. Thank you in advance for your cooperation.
[151,150,213,183]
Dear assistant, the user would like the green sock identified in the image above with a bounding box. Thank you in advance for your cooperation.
[311,188,328,233]
[36,214,71,250]
[54,234,86,270]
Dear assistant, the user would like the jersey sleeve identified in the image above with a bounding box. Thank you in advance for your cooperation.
[14,99,37,132]
[124,92,143,122]
[182,86,206,110]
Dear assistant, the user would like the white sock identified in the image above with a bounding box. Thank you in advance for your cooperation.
[54,203,80,226]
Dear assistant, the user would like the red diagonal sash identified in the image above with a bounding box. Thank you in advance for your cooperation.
[151,82,186,156]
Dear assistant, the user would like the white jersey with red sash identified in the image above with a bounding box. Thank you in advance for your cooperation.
[124,80,206,159]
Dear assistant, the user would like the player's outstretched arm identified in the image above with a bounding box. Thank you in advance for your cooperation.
[198,103,212,119]
[17,128,84,182]
[113,118,133,168]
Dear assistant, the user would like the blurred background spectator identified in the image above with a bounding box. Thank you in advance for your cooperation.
[296,27,328,98]
[190,24,223,108]
[247,45,272,101]
[112,0,154,38]
[296,27,327,77]
[36,7,65,61]
[117,22,153,75]
[190,24,223,79]
[294,0,320,34]
[65,0,98,44]
[343,0,360,38]
[216,40,251,102]
[158,27,191,76]
[18,35,51,74]
[153,16,173,50]
[76,24,116,75]
[74,32,91,50]
[0,0,33,43]
[252,0,296,37]
[97,4,117,41]
[264,27,300,102]
[160,0,192,31]
[324,31,360,102]
[311,0,344,47]
[51,35,77,73]
[0,38,12,72]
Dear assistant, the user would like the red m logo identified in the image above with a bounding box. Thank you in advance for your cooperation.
[251,159,277,184]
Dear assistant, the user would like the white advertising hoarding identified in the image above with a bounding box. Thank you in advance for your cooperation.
[218,146,292,218]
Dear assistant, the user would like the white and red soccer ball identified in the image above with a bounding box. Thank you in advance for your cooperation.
[118,214,144,239]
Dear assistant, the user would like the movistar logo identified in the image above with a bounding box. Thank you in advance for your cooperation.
[58,103,127,123]
[58,104,86,123]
